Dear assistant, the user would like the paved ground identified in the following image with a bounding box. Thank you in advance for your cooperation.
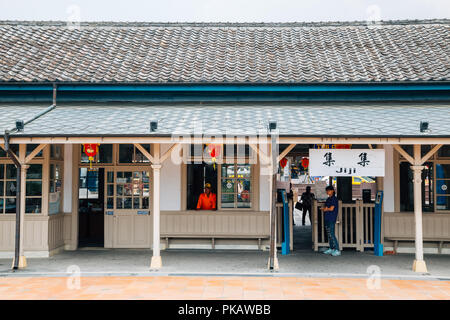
[1,226,449,279]
[0,275,449,300]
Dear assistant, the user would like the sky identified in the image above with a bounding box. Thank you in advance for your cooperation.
[0,0,449,22]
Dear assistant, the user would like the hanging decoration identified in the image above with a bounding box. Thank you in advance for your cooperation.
[279,157,288,168]
[83,143,100,170]
[301,157,309,170]
[206,144,221,170]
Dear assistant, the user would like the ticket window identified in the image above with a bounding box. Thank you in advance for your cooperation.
[186,163,217,210]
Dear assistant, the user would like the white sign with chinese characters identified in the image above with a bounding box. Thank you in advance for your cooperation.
[309,149,385,177]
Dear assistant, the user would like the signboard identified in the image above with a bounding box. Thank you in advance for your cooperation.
[309,149,385,177]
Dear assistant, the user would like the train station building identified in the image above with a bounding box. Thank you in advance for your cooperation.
[0,19,449,272]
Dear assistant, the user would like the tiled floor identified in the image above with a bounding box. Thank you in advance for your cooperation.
[0,276,449,300]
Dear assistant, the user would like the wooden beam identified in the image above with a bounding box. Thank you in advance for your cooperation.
[160,143,179,163]
[24,144,47,164]
[393,145,415,165]
[134,143,154,163]
[0,144,5,151]
[277,144,296,162]
[419,144,443,165]
[249,143,271,164]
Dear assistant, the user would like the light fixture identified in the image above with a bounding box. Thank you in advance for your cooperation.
[420,121,429,133]
[150,120,158,132]
[268,121,277,132]
[15,120,24,132]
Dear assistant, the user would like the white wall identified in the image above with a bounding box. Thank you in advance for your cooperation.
[160,143,181,210]
[259,166,271,211]
[383,145,395,212]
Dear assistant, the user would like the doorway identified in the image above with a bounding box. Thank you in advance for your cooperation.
[78,167,105,247]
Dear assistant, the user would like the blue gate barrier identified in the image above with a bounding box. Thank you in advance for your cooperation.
[374,191,384,256]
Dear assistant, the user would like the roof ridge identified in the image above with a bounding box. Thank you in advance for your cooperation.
[0,18,449,28]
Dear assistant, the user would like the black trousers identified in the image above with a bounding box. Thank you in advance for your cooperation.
[302,205,312,225]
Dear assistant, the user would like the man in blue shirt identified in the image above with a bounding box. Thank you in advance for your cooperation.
[322,185,341,256]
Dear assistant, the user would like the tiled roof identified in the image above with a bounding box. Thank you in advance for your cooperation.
[1,102,449,137]
[0,20,449,84]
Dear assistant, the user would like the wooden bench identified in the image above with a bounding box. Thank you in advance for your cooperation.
[161,234,270,250]
[385,236,450,254]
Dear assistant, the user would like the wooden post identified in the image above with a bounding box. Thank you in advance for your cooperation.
[268,134,279,270]
[411,146,427,272]
[150,144,162,269]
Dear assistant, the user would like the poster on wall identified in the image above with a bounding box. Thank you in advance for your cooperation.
[309,149,385,177]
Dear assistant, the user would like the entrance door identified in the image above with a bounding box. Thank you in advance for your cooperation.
[104,168,152,248]
[78,168,105,247]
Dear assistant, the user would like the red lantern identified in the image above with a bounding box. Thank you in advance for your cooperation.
[83,143,99,169]
[279,158,288,168]
[301,157,309,169]
[207,144,221,170]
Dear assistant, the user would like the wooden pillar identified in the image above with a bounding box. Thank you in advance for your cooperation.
[411,145,427,272]
[150,144,162,269]
[268,134,279,270]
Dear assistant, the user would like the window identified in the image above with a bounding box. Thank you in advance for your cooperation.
[118,144,150,163]
[436,164,450,211]
[81,144,113,164]
[50,145,63,160]
[400,162,434,212]
[114,171,150,209]
[221,163,251,209]
[26,144,43,158]
[438,145,450,158]
[186,163,217,210]
[79,168,99,200]
[0,144,19,158]
[49,163,63,214]
[25,164,42,214]
[0,164,17,214]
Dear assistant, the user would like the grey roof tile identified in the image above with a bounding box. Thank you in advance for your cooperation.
[0,20,449,84]
[0,102,449,137]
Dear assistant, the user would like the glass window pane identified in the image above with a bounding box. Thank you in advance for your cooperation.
[142,171,150,183]
[436,196,450,211]
[236,164,251,178]
[27,164,42,179]
[438,146,450,158]
[221,164,235,178]
[26,144,43,157]
[107,197,114,209]
[124,197,132,209]
[6,181,16,196]
[6,164,17,179]
[436,164,450,179]
[221,194,235,208]
[0,164,4,179]
[26,198,41,213]
[107,184,114,197]
[436,180,450,195]
[50,145,63,160]
[5,198,16,213]
[107,171,114,183]
[221,179,234,193]
[50,164,55,180]
[0,181,3,196]
[143,184,149,197]
[116,197,123,209]
[237,196,251,208]
[26,181,42,196]
[142,198,149,209]
[98,144,113,163]
[133,197,140,209]
[116,185,123,196]
[119,144,134,163]
[124,172,132,183]
[0,198,3,213]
